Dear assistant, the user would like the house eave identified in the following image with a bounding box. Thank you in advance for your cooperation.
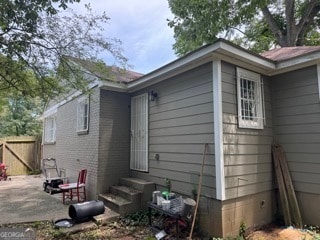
[98,80,128,92]
[44,40,320,113]
[127,43,221,92]
[127,40,276,92]
[271,52,320,76]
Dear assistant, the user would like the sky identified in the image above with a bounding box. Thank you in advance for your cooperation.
[69,0,177,74]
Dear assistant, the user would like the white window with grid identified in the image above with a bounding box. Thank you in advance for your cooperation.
[237,67,264,129]
[44,115,56,143]
[77,95,89,133]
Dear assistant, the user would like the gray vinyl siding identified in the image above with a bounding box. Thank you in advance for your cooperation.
[52,87,100,199]
[221,62,274,200]
[272,66,320,195]
[131,63,215,198]
[97,90,130,195]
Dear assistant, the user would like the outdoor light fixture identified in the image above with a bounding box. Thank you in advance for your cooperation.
[150,91,158,101]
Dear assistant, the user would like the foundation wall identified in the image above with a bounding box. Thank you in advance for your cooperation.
[221,190,276,237]
[296,192,320,225]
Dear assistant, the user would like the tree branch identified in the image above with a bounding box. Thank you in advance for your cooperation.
[261,6,285,46]
[296,0,320,44]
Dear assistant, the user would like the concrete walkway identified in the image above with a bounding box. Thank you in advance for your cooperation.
[0,175,69,224]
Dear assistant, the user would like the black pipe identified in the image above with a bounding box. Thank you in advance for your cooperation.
[69,200,105,221]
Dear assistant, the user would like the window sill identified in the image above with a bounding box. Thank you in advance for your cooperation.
[43,141,56,145]
[238,123,264,130]
[77,130,89,135]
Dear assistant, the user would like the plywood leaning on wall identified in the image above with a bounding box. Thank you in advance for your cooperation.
[272,144,302,228]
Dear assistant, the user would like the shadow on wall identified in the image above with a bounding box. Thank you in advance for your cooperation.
[96,91,131,195]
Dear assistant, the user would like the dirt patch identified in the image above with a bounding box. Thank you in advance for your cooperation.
[1,220,154,240]
[1,219,319,239]
[247,224,320,240]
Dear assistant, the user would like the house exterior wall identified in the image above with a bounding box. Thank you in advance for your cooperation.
[221,61,274,199]
[43,87,101,199]
[97,89,131,195]
[220,61,275,237]
[271,65,320,225]
[42,144,57,160]
[130,62,276,237]
[221,191,276,237]
[131,63,215,197]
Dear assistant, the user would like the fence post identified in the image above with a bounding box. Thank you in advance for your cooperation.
[2,139,5,164]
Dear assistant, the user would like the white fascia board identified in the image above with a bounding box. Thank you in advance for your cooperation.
[276,51,320,70]
[41,107,57,119]
[98,80,128,92]
[218,41,275,71]
[42,80,99,119]
[127,44,221,92]
[317,64,320,100]
[212,60,225,201]
[272,54,320,76]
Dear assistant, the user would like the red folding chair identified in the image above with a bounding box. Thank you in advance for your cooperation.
[59,169,87,204]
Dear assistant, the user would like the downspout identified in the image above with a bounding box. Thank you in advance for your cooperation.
[212,60,225,201]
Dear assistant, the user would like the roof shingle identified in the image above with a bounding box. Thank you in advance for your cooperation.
[261,46,320,61]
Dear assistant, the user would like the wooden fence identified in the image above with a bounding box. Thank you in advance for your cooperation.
[0,136,41,175]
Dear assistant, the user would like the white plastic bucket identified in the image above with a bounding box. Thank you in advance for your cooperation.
[152,191,161,203]
[162,200,171,210]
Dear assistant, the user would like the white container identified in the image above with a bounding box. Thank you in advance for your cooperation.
[162,200,171,211]
[157,196,165,206]
[152,191,161,204]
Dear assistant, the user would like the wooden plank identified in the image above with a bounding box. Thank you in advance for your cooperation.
[272,145,292,226]
[5,136,38,143]
[2,142,6,165]
[275,145,303,228]
[5,144,33,171]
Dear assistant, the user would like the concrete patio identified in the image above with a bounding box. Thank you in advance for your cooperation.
[0,174,69,224]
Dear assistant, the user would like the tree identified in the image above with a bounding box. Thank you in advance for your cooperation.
[0,1,127,98]
[0,94,44,137]
[0,69,44,137]
[168,0,320,55]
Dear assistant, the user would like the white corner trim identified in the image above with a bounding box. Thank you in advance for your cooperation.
[317,64,320,100]
[212,60,225,201]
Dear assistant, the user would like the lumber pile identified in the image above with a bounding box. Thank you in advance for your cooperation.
[272,144,302,228]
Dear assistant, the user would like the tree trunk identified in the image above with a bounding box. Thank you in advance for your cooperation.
[285,0,297,46]
[262,0,320,47]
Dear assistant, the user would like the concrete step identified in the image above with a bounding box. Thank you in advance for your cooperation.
[119,177,155,210]
[119,177,154,192]
[98,193,139,216]
[110,185,141,203]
